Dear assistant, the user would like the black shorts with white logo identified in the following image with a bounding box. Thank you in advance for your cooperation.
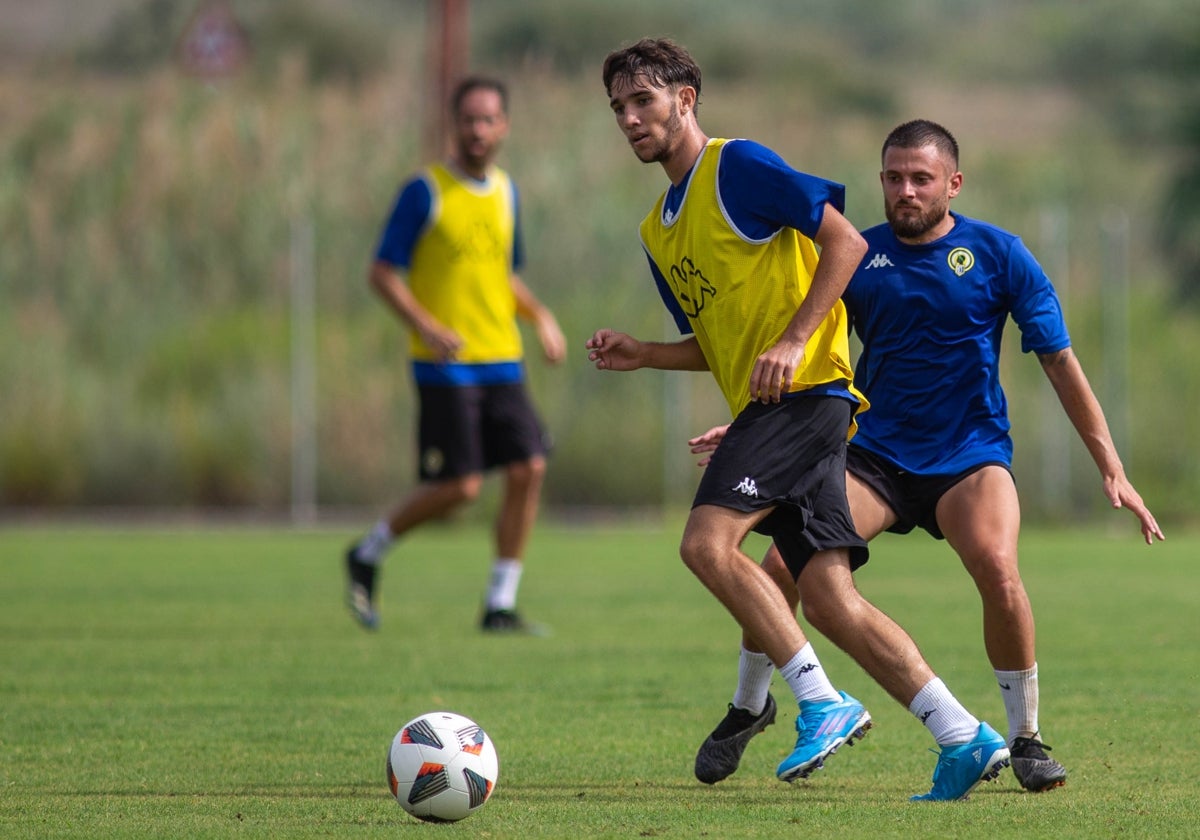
[416,382,550,481]
[846,445,1011,540]
[693,394,868,579]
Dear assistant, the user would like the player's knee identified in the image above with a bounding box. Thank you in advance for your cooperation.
[506,457,546,489]
[966,550,1025,602]
[450,474,484,504]
[678,530,724,578]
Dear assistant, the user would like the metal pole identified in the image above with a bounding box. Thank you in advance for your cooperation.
[290,216,317,525]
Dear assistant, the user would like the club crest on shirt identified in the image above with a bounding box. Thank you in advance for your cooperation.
[947,247,975,277]
[669,256,717,318]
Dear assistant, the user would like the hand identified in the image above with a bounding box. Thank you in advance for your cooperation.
[418,323,465,363]
[749,337,806,403]
[536,312,568,365]
[1103,474,1166,545]
[687,424,730,467]
[586,329,643,371]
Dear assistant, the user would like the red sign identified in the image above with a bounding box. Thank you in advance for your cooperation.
[177,0,250,79]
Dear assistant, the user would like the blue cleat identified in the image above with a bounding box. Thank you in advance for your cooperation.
[911,721,1011,801]
[775,691,872,782]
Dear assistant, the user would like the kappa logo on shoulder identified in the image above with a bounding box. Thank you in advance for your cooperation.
[865,253,895,269]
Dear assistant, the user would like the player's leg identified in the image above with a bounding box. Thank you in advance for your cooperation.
[480,384,551,632]
[345,475,484,629]
[695,472,893,783]
[936,466,1067,791]
[693,542,792,783]
[682,504,869,783]
[799,550,1008,800]
[495,455,546,560]
[480,455,548,632]
[681,505,810,669]
[345,384,485,629]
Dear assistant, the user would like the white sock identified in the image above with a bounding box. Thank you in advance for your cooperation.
[908,677,980,746]
[778,643,840,704]
[732,647,774,714]
[996,663,1040,743]
[355,520,393,565]
[485,558,522,611]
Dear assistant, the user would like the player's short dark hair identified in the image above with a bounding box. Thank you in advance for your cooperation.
[601,37,702,112]
[882,119,959,168]
[451,76,509,116]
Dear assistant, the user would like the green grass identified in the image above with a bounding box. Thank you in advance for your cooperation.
[1,523,1196,838]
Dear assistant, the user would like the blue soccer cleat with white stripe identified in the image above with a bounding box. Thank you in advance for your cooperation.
[776,691,872,782]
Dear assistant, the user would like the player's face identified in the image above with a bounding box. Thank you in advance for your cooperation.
[453,88,509,175]
[608,75,687,165]
[881,144,962,243]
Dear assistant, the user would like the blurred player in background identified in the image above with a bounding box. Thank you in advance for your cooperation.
[345,76,566,633]
[589,39,1008,799]
[691,118,1164,794]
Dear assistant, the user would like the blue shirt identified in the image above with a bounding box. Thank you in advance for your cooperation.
[844,211,1070,474]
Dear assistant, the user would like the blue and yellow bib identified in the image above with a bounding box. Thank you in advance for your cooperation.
[408,163,522,365]
[639,139,862,421]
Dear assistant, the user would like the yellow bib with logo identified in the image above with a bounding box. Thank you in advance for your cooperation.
[639,139,862,420]
[407,163,522,364]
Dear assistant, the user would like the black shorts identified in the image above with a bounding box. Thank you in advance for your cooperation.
[416,382,550,481]
[846,445,1011,540]
[694,394,868,579]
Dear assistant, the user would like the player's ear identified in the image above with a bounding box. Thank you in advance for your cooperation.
[678,84,697,116]
[948,170,963,198]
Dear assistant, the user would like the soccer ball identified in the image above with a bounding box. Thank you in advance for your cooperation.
[386,711,499,822]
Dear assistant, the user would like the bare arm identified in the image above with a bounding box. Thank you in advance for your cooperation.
[587,329,709,372]
[1038,346,1165,544]
[369,260,463,362]
[510,274,567,364]
[748,202,867,403]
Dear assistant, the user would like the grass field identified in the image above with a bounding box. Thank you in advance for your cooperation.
[1,521,1196,838]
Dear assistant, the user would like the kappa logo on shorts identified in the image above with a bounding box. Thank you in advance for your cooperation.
[732,477,759,498]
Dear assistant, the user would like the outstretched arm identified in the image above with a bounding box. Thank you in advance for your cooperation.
[1038,347,1165,544]
[587,330,708,372]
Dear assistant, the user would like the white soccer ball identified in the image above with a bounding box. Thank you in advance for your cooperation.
[386,711,499,822]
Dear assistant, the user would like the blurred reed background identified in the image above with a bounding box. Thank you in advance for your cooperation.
[1,0,1196,525]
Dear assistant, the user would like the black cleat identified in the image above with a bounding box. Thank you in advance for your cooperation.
[480,608,549,635]
[694,694,778,784]
[345,546,379,630]
[1010,736,1067,792]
